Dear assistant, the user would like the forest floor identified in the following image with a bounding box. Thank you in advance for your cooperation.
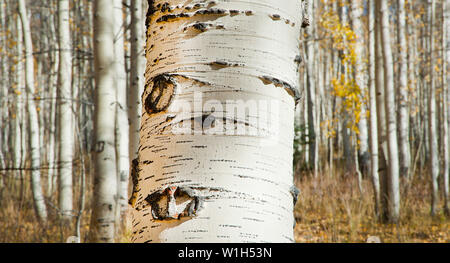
[294,170,450,243]
[0,168,449,243]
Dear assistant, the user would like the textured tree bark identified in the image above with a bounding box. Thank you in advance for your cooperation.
[18,0,48,223]
[57,0,74,221]
[89,0,118,243]
[375,0,389,223]
[305,0,317,174]
[443,0,450,216]
[47,8,59,197]
[14,15,24,181]
[0,0,6,172]
[379,0,400,223]
[428,0,439,217]
[129,0,146,167]
[113,0,131,214]
[368,0,380,216]
[350,0,370,177]
[397,0,411,179]
[130,0,303,243]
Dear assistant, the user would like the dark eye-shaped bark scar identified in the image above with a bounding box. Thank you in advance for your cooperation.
[144,74,176,115]
[145,186,204,220]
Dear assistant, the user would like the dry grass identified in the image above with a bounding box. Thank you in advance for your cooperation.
[0,166,448,243]
[294,168,450,243]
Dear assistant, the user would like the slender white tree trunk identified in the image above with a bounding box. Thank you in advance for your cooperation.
[397,0,411,179]
[305,0,317,174]
[47,13,59,197]
[113,0,130,214]
[428,0,439,217]
[18,0,48,223]
[14,15,24,180]
[0,0,6,173]
[57,0,74,221]
[368,0,380,216]
[350,0,370,176]
[129,0,145,165]
[378,0,400,223]
[130,0,303,243]
[443,0,450,215]
[89,0,118,243]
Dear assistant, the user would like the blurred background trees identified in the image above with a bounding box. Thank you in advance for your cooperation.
[0,0,449,242]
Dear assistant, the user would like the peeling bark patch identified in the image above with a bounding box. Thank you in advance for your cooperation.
[156,13,191,23]
[160,3,170,13]
[245,10,254,16]
[193,22,208,32]
[129,158,140,207]
[209,61,241,70]
[144,74,176,115]
[229,10,240,16]
[270,14,281,21]
[207,1,217,8]
[209,60,230,70]
[258,76,301,103]
[145,186,204,220]
[195,8,227,16]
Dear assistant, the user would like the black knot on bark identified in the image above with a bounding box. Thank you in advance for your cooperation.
[144,74,176,115]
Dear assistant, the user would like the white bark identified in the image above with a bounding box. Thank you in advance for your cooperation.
[47,9,59,197]
[113,0,130,213]
[131,0,302,243]
[129,0,145,163]
[14,15,24,180]
[428,0,439,216]
[397,0,411,178]
[18,0,48,223]
[444,0,450,215]
[379,0,400,223]
[57,0,74,221]
[305,0,317,172]
[368,0,380,215]
[90,0,118,243]
[350,0,370,176]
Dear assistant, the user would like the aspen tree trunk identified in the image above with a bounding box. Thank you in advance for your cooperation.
[375,0,390,223]
[89,0,118,243]
[407,3,417,180]
[0,1,6,172]
[47,8,59,196]
[378,0,400,223]
[18,0,48,223]
[428,0,439,217]
[14,15,24,180]
[129,0,145,163]
[305,0,317,173]
[0,1,9,164]
[397,0,411,178]
[57,0,74,221]
[368,0,381,216]
[443,0,450,215]
[113,0,130,214]
[350,0,370,177]
[339,1,353,166]
[130,0,303,243]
